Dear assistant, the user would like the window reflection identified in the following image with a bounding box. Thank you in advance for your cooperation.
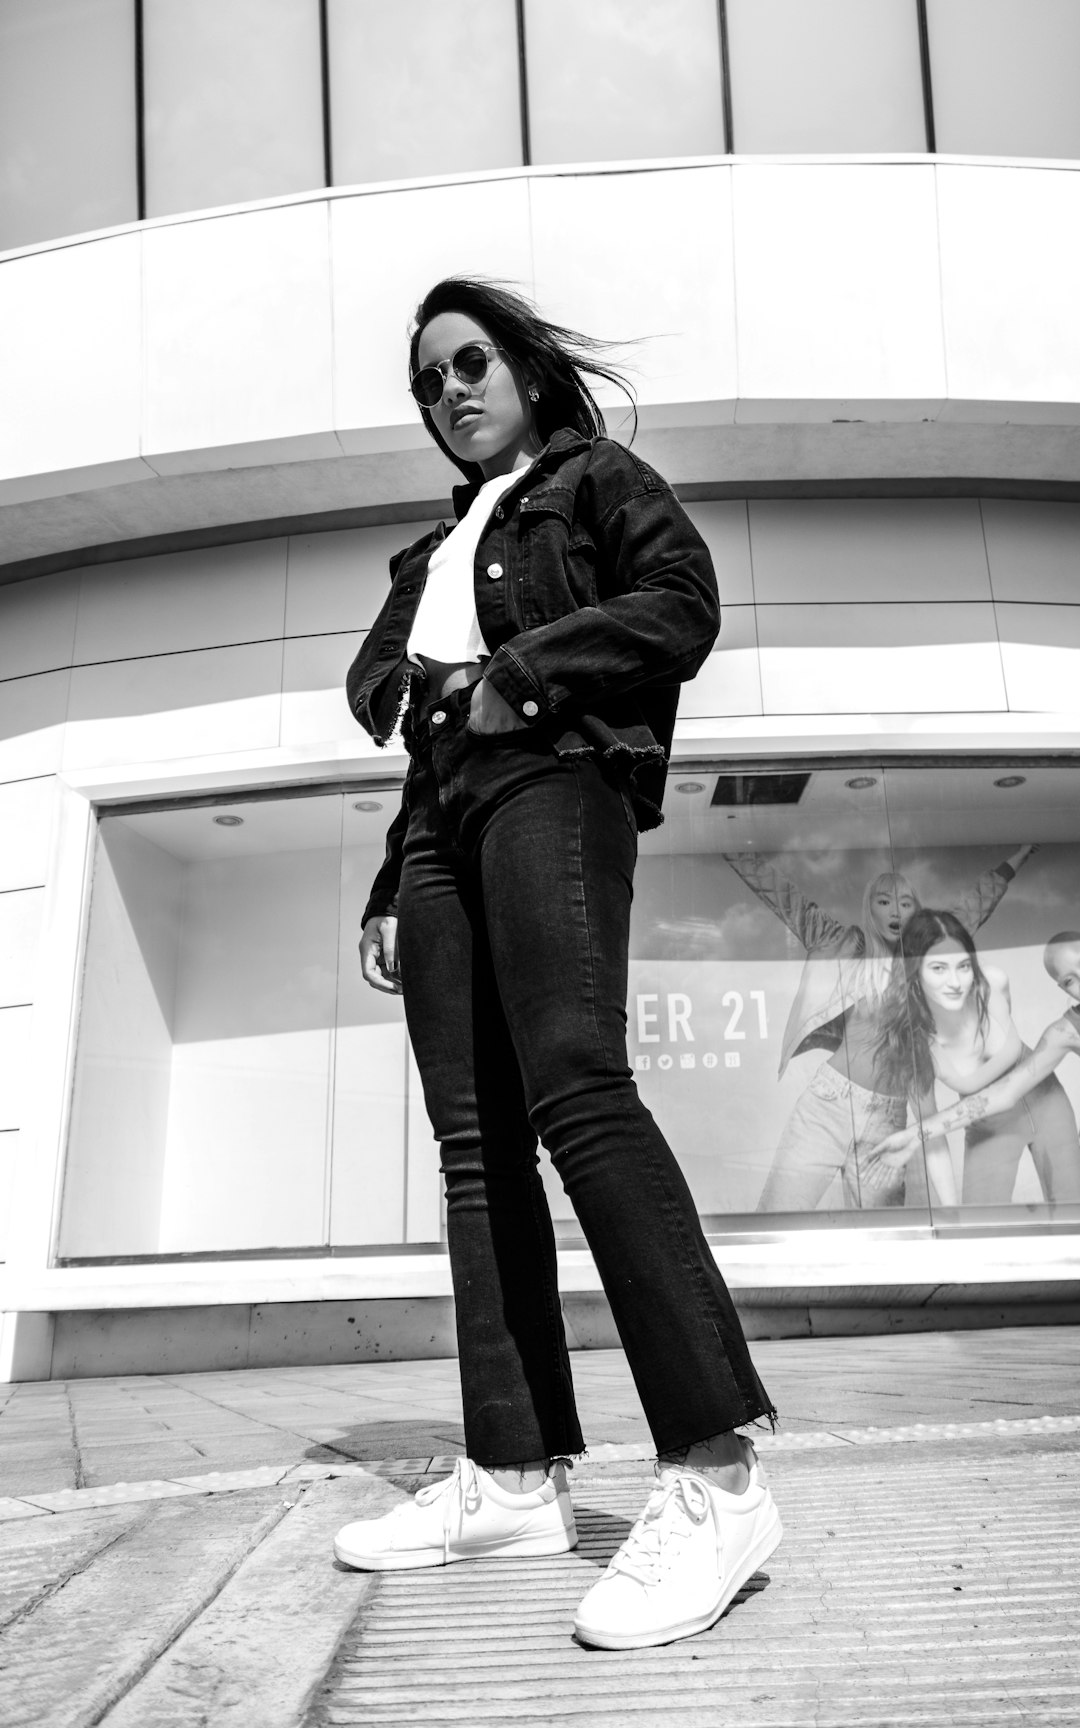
[144,0,324,218]
[328,0,522,184]
[726,0,926,153]
[524,0,725,165]
[0,0,137,251]
[927,0,1080,160]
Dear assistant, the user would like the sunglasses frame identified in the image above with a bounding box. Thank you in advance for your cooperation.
[409,341,505,408]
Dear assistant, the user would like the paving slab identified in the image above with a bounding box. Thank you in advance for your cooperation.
[102,1476,399,1728]
[0,1488,290,1728]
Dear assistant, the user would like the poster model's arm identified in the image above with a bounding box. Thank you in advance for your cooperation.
[952,844,1037,935]
[868,1015,1080,1166]
[722,852,849,953]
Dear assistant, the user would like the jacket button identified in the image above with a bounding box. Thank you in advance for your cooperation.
[494,506,504,520]
[431,710,447,726]
[522,700,539,718]
[486,562,503,580]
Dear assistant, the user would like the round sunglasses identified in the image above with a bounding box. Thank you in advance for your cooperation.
[409,341,505,408]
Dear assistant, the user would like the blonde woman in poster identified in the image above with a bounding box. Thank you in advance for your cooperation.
[868,923,1080,1204]
[722,846,1036,1210]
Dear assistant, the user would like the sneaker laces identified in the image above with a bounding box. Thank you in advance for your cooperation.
[412,1458,484,1564]
[607,1470,714,1588]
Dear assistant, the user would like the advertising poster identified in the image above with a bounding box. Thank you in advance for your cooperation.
[628,807,1080,1222]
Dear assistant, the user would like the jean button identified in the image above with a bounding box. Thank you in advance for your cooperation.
[431,709,446,726]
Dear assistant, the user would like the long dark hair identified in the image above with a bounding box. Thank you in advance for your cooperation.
[407,276,636,483]
[872,909,992,1101]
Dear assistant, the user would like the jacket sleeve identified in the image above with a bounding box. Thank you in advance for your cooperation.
[361,779,410,926]
[482,446,720,721]
[723,852,850,953]
[950,860,1016,935]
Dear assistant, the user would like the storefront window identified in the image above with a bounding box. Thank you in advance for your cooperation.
[327,0,522,185]
[60,762,1080,1262]
[725,0,926,154]
[629,762,1080,1229]
[523,0,725,166]
[58,786,438,1260]
[927,0,1080,161]
[143,0,324,218]
[0,0,137,251]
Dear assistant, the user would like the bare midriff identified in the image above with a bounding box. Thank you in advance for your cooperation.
[826,997,901,1097]
[413,656,487,700]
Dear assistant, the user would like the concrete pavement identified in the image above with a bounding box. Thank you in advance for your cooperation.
[1,1327,1079,1725]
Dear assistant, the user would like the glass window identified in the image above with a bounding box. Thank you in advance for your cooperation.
[58,787,441,1259]
[627,762,1080,1229]
[143,0,324,219]
[0,0,137,252]
[328,0,522,185]
[524,0,725,166]
[927,0,1080,160]
[726,0,926,154]
[61,762,1080,1260]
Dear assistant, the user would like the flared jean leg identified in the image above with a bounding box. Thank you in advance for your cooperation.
[397,815,584,1468]
[473,755,773,1456]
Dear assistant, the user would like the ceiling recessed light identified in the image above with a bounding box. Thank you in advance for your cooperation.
[352,800,383,813]
[212,814,244,827]
[993,775,1026,789]
[674,782,705,795]
[845,776,878,791]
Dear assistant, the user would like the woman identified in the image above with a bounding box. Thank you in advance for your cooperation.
[722,850,1033,1211]
[334,278,780,1652]
[869,923,1080,1201]
[866,910,1080,1206]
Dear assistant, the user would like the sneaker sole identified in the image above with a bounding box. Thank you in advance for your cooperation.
[573,1504,783,1651]
[334,1525,579,1572]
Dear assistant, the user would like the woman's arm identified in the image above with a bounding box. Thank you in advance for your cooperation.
[358,782,410,993]
[953,843,1038,934]
[722,851,850,953]
[869,1016,1080,1161]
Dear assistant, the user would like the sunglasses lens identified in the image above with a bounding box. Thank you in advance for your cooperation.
[410,367,443,407]
[452,344,490,384]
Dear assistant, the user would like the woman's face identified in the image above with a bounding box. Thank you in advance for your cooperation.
[868,882,917,944]
[919,938,975,1014]
[415,311,538,479]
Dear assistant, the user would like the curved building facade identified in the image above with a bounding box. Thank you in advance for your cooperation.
[2,1,1080,1377]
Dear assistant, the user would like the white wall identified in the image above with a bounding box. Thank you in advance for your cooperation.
[3,161,1080,564]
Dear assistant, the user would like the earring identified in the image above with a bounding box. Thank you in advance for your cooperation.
[528,386,539,403]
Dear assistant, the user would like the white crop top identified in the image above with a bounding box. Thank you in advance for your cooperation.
[407,467,522,668]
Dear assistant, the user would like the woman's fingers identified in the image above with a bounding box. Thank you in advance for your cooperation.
[360,917,403,994]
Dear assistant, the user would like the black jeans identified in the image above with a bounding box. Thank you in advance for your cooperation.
[396,687,774,1467]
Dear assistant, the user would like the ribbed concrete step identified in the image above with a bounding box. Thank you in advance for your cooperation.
[308,1440,1080,1728]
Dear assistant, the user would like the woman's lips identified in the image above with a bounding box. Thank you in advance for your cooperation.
[450,406,482,431]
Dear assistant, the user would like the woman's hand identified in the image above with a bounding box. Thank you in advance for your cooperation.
[865,1125,923,1176]
[360,915,402,994]
[468,677,528,735]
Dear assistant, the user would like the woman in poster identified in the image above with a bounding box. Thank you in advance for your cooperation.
[866,910,1080,1205]
[722,847,1035,1210]
[868,923,1080,1203]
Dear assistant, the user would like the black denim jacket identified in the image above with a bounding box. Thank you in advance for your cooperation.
[347,429,720,923]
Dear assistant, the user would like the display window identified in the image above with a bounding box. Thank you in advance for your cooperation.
[58,761,1080,1263]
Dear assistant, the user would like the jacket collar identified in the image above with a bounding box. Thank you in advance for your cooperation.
[449,427,591,521]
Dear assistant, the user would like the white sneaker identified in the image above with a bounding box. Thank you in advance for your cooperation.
[573,1446,782,1649]
[333,1458,578,1571]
